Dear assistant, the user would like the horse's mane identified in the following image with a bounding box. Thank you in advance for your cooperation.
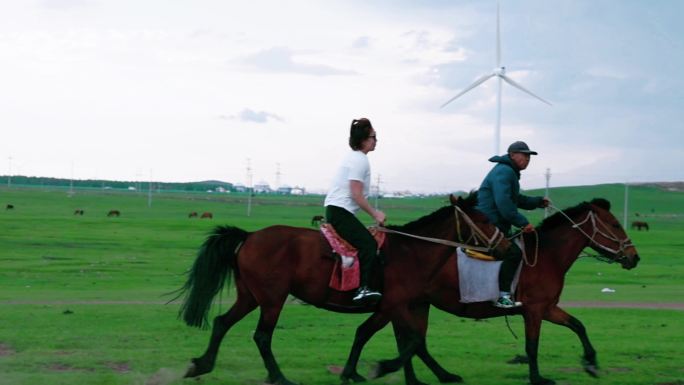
[536,198,611,232]
[387,192,478,233]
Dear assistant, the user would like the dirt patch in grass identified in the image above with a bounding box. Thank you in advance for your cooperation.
[104,361,131,373]
[0,343,15,356]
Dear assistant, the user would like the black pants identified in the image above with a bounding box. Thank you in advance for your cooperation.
[325,205,378,288]
[498,242,522,292]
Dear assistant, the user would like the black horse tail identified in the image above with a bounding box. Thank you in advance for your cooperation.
[178,225,249,329]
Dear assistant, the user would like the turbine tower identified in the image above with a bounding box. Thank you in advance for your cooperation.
[441,2,551,155]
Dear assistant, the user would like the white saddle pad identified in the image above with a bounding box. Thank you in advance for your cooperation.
[456,248,522,303]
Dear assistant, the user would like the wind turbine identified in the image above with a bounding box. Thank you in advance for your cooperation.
[441,2,551,155]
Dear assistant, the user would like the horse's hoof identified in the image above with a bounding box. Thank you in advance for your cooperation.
[530,376,555,385]
[340,372,367,383]
[407,379,429,385]
[438,373,463,383]
[584,364,599,378]
[184,358,212,378]
[184,362,198,378]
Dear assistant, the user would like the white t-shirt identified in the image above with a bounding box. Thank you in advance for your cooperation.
[324,150,371,214]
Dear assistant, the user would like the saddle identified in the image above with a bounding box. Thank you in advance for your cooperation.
[320,223,386,291]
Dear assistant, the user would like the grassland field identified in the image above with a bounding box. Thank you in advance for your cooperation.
[0,183,682,385]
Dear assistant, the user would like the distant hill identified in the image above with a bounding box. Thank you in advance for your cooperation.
[0,175,234,193]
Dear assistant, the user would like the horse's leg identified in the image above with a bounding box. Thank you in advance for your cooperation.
[253,303,295,385]
[185,283,258,377]
[545,306,599,377]
[523,309,555,385]
[370,307,423,380]
[340,312,391,383]
[399,304,463,385]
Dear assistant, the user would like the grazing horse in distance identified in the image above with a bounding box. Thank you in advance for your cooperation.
[188,212,198,218]
[6,204,14,210]
[74,209,84,216]
[107,210,120,217]
[343,198,641,385]
[200,212,213,219]
[631,220,649,231]
[176,193,510,385]
[310,215,324,226]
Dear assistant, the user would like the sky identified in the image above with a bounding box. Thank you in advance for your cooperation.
[1,0,682,194]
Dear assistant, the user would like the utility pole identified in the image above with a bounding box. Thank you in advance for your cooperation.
[7,156,12,188]
[624,182,629,228]
[148,169,153,208]
[544,168,551,218]
[275,162,281,191]
[246,158,253,217]
[374,174,382,210]
[68,161,75,197]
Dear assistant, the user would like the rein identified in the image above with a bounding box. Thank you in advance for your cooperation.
[376,206,504,254]
[547,204,633,264]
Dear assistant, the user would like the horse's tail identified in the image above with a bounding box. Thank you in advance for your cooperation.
[178,225,249,329]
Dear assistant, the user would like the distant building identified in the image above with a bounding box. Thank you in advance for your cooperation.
[233,183,247,193]
[276,185,292,195]
[254,181,271,194]
[290,186,305,195]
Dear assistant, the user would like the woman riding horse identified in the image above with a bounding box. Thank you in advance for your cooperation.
[340,198,640,385]
[176,193,509,385]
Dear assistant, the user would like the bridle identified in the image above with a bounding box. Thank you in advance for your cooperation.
[453,205,506,253]
[376,205,506,254]
[549,204,634,264]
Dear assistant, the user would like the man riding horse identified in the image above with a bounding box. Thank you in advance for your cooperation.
[476,141,549,308]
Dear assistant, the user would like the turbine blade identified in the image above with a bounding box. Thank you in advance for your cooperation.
[496,1,501,68]
[440,73,496,108]
[500,74,552,106]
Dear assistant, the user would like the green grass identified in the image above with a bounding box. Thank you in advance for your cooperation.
[1,184,683,385]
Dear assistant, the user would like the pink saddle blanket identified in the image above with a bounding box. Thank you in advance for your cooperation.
[320,224,385,291]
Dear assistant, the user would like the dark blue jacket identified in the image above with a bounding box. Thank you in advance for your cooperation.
[476,155,544,234]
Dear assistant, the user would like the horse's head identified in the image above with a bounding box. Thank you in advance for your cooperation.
[449,193,511,258]
[582,198,640,269]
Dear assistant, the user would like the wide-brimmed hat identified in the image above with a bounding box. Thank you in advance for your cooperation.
[507,141,538,155]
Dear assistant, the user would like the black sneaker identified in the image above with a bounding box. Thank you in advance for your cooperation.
[352,287,382,304]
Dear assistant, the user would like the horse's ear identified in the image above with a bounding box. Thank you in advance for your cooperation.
[590,198,611,211]
[449,194,460,205]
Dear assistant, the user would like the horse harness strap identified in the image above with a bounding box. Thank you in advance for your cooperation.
[548,204,634,259]
[375,206,502,253]
[453,206,505,251]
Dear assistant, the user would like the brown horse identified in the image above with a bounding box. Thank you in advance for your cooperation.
[6,204,14,210]
[200,212,213,219]
[341,198,641,385]
[311,214,324,226]
[188,212,198,218]
[631,220,649,231]
[107,210,120,217]
[74,209,84,215]
[176,193,510,385]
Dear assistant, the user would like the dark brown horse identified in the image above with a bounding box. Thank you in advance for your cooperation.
[107,210,120,217]
[176,193,510,385]
[200,212,213,219]
[188,211,198,218]
[631,220,649,231]
[74,209,84,215]
[341,198,640,385]
[6,204,14,210]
